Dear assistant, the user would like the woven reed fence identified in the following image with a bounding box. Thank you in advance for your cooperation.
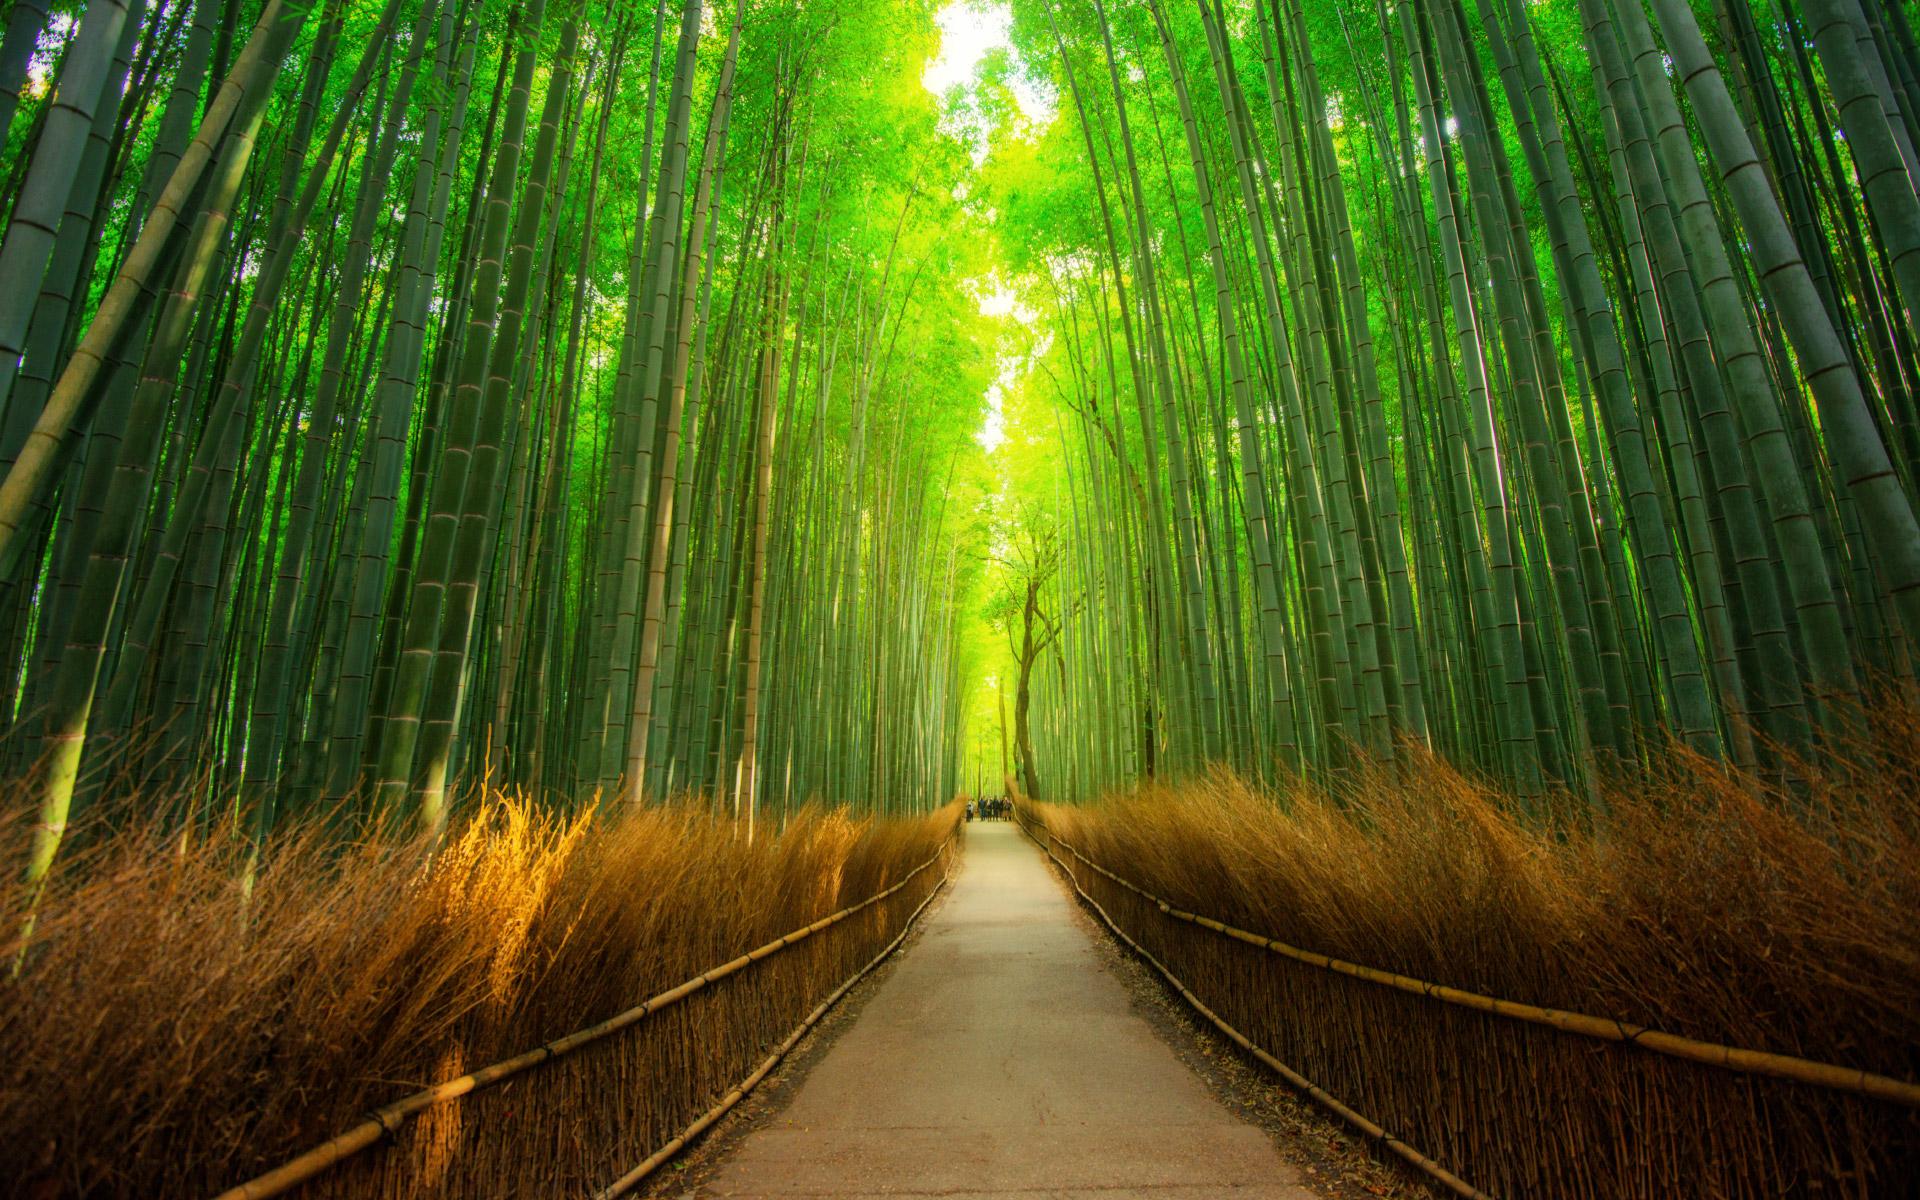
[1019,811,1920,1199]
[211,838,957,1200]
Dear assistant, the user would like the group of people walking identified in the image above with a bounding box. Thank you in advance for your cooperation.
[966,796,1012,822]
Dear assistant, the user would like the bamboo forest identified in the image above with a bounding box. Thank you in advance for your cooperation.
[2,0,1917,1196]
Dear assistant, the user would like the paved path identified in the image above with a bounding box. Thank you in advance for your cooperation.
[697,821,1314,1198]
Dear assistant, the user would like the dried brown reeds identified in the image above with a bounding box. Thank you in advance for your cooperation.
[0,794,959,1198]
[1028,707,1920,1198]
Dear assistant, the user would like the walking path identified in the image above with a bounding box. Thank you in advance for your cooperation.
[696,821,1315,1198]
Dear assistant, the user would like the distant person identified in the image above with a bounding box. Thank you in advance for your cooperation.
[966,799,976,822]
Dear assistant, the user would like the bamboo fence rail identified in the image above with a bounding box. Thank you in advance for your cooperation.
[1013,813,1492,1200]
[1019,810,1919,1197]
[1032,824,1920,1106]
[211,841,955,1200]
[592,868,950,1197]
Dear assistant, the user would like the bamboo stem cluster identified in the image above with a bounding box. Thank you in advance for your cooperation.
[1010,0,1920,798]
[0,0,995,883]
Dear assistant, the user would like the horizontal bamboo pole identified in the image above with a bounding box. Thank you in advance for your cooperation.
[210,845,953,1200]
[1015,817,1491,1200]
[1037,824,1920,1109]
[593,861,953,1198]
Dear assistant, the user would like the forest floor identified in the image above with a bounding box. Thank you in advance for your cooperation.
[649,822,1413,1199]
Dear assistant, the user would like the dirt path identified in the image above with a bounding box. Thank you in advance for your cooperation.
[694,821,1317,1198]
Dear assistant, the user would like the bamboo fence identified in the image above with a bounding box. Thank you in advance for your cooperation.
[1018,812,1920,1198]
[210,840,957,1200]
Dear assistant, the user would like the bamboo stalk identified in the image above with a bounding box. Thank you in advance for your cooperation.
[209,844,952,1200]
[1040,827,1920,1108]
[0,0,308,575]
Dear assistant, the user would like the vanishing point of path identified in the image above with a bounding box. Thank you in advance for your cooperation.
[697,822,1316,1198]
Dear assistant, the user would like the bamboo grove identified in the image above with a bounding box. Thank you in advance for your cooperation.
[6,0,1920,877]
[0,0,1001,888]
[981,0,1920,804]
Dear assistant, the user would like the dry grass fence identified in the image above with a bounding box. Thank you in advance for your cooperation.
[0,794,960,1198]
[1025,713,1920,1198]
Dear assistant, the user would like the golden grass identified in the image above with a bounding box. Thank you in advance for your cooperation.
[0,794,958,1198]
[1030,705,1920,1198]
